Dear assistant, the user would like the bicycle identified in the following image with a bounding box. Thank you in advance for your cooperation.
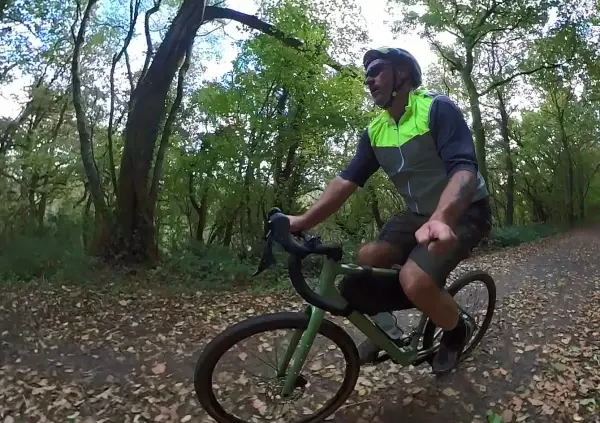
[194,207,496,423]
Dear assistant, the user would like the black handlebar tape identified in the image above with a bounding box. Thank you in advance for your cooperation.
[287,256,352,317]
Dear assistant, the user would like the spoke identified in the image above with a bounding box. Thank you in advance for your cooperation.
[237,343,279,373]
[210,329,349,422]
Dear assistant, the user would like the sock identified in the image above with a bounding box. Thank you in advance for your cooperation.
[442,316,467,346]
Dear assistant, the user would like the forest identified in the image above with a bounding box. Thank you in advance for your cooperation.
[0,0,599,287]
[1,2,600,422]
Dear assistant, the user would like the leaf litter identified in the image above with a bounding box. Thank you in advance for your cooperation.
[0,227,599,422]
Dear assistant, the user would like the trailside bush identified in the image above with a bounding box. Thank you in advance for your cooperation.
[489,223,560,247]
[0,214,95,283]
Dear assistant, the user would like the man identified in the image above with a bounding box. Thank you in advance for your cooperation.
[287,47,492,375]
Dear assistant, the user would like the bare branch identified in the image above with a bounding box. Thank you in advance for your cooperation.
[71,0,107,214]
[479,63,565,97]
[0,62,17,83]
[108,0,142,198]
[149,41,193,208]
[124,50,135,92]
[583,163,600,200]
[473,0,501,31]
[138,0,163,87]
[203,6,358,78]
[430,39,461,70]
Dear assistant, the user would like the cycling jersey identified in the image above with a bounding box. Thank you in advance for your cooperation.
[340,87,489,216]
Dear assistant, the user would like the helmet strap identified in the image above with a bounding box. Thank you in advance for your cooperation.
[380,64,407,109]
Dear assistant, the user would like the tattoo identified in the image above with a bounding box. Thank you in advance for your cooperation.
[431,170,477,226]
[456,173,476,203]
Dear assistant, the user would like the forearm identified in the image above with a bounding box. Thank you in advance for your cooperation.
[430,170,477,227]
[301,176,357,229]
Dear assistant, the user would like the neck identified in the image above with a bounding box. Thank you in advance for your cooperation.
[386,89,410,122]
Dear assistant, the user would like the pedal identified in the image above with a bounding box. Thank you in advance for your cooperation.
[374,352,392,364]
[410,354,432,367]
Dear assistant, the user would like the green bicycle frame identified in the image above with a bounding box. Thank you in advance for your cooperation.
[278,257,430,397]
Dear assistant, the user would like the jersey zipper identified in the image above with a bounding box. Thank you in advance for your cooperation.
[396,122,418,213]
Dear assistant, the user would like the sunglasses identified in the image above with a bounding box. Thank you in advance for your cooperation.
[364,62,389,82]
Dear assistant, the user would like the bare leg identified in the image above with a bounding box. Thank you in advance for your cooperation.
[358,242,459,329]
[399,258,472,375]
[356,241,401,268]
[353,242,408,363]
[399,259,458,329]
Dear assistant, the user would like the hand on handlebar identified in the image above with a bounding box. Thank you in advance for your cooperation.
[287,215,308,234]
[415,219,457,255]
[262,208,349,316]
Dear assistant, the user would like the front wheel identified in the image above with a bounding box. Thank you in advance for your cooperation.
[194,311,360,423]
[421,270,497,366]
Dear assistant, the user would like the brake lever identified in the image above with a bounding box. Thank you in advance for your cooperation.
[252,230,277,277]
[303,234,322,250]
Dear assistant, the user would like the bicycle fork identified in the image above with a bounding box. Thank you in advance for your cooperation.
[277,260,342,397]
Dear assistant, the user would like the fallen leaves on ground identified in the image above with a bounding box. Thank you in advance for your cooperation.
[0,227,599,422]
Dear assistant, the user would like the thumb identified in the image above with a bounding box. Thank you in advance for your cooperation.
[416,223,431,244]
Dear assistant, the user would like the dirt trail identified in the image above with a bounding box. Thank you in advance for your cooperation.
[1,225,599,423]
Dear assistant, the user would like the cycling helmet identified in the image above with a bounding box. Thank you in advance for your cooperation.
[363,47,422,87]
[363,47,422,108]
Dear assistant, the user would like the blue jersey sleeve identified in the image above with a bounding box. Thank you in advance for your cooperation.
[339,130,380,186]
[430,95,479,177]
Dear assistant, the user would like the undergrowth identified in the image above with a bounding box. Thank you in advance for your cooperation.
[0,219,578,292]
[488,222,562,247]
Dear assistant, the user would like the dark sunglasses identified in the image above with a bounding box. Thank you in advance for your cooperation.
[364,62,388,82]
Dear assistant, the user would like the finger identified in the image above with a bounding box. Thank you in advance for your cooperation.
[421,230,434,245]
[427,241,439,254]
[415,227,429,244]
[428,239,449,255]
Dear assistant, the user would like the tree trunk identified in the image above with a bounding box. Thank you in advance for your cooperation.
[222,214,236,247]
[576,164,585,219]
[559,129,575,225]
[463,73,488,185]
[496,90,514,225]
[524,180,549,223]
[195,188,209,242]
[553,96,574,225]
[115,0,206,262]
[71,0,112,255]
[149,42,193,214]
[274,101,303,212]
[188,172,210,244]
[37,174,49,229]
[108,0,350,263]
[108,0,141,198]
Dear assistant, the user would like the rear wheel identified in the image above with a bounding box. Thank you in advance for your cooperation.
[421,270,496,366]
[194,311,360,423]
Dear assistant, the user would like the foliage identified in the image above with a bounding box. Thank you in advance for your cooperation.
[0,0,599,285]
[1,2,600,420]
[0,214,95,282]
[489,223,561,248]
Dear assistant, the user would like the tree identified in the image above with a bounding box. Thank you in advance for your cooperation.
[391,0,572,185]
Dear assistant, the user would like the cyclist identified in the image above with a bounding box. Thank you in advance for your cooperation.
[286,47,492,375]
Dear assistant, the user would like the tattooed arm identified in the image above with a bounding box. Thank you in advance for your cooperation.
[429,95,480,228]
[430,170,477,227]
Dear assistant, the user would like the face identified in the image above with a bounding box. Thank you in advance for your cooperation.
[364,58,394,107]
[364,58,411,107]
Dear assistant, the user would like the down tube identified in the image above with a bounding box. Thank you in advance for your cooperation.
[280,259,342,397]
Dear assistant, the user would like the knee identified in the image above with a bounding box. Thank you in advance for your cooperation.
[357,242,396,267]
[399,264,436,303]
[356,242,379,265]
